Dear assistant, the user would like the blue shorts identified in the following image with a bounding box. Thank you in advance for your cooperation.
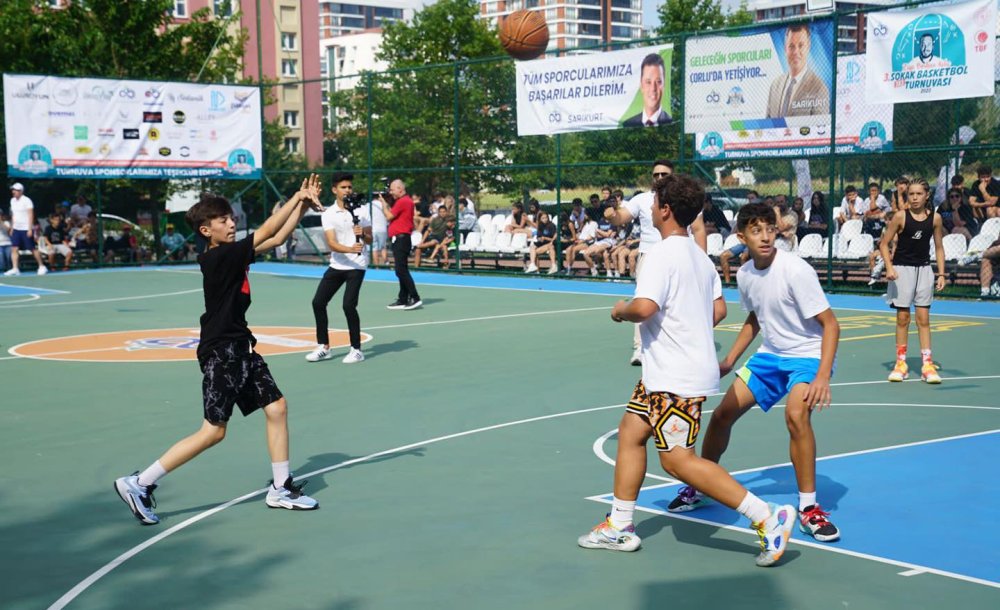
[11,229,35,251]
[736,352,828,411]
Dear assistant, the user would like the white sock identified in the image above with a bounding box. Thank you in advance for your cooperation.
[736,492,771,524]
[799,491,817,512]
[271,461,290,488]
[137,460,167,488]
[609,497,636,529]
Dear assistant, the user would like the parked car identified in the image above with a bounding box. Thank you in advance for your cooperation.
[706,187,753,211]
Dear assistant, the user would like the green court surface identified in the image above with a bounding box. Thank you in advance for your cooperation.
[1,267,998,610]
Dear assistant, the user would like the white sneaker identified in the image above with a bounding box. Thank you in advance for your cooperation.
[578,514,641,552]
[590,267,598,276]
[305,345,333,362]
[3,268,20,276]
[525,263,539,274]
[265,477,319,511]
[37,265,48,276]
[342,348,364,364]
[629,349,641,366]
[606,270,614,278]
[547,264,559,275]
[752,503,795,567]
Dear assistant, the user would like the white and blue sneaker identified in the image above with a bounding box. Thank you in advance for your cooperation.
[114,472,159,525]
[752,503,795,567]
[577,514,641,552]
[265,477,319,511]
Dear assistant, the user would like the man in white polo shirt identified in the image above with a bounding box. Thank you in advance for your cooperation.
[5,183,47,276]
[306,172,372,364]
[605,161,707,365]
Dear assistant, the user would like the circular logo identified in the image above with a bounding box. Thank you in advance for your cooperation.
[227,149,255,175]
[173,110,186,124]
[54,85,77,106]
[9,326,370,362]
[699,132,724,158]
[149,127,160,141]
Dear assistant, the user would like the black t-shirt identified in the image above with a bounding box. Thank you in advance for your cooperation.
[197,236,256,359]
[44,224,68,244]
[537,221,556,242]
[970,178,1000,205]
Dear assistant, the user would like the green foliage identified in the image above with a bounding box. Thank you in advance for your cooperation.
[655,0,752,36]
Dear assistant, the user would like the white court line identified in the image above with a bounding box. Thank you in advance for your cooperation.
[48,401,625,610]
[588,423,1000,590]
[45,385,1000,608]
[0,288,201,309]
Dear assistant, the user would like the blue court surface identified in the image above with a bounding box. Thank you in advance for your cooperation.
[595,429,1000,586]
[0,283,67,296]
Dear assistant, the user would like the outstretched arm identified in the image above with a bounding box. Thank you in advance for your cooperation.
[804,308,839,410]
[254,175,323,253]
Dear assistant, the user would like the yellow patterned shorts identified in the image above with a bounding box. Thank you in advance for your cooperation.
[626,379,704,452]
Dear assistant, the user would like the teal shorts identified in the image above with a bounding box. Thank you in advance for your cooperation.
[737,352,829,411]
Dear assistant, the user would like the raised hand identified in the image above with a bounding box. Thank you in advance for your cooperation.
[298,174,323,211]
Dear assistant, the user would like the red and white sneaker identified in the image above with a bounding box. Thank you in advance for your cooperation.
[798,504,840,542]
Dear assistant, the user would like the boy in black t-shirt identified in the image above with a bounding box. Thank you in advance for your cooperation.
[114,175,324,525]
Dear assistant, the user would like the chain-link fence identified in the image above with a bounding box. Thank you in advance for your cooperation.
[4,0,998,295]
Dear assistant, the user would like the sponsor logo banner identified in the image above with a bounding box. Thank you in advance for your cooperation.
[3,74,262,179]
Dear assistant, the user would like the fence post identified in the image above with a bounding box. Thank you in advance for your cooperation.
[677,33,686,169]
[826,29,839,292]
[453,61,462,271]
[96,181,104,268]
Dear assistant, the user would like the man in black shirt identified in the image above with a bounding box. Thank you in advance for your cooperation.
[114,175,324,526]
[969,165,1000,221]
[42,213,74,270]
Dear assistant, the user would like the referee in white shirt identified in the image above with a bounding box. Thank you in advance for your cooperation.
[306,172,372,364]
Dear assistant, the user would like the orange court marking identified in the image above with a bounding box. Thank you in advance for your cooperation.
[9,326,370,362]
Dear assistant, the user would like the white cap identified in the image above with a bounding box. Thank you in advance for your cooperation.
[11,183,24,191]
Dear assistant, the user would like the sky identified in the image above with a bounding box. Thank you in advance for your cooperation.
[642,0,745,29]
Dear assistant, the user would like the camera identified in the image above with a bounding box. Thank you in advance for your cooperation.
[343,191,367,212]
[376,176,394,204]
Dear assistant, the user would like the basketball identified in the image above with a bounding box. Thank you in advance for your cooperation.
[499,10,549,61]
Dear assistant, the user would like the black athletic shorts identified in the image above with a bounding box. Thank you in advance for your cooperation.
[198,340,283,423]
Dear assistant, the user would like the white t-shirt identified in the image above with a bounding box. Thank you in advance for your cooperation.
[10,195,33,231]
[737,249,830,359]
[634,236,722,397]
[0,220,11,246]
[322,204,370,270]
[70,202,92,222]
[623,191,660,253]
[359,200,387,234]
[863,194,891,214]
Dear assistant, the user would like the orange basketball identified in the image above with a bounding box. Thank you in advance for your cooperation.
[499,9,549,61]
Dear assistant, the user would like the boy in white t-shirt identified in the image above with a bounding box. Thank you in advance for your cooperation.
[578,175,796,567]
[306,172,372,365]
[666,202,842,543]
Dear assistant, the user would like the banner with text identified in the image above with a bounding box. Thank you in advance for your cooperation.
[685,19,834,145]
[695,54,894,159]
[515,45,673,136]
[3,74,262,179]
[866,0,996,103]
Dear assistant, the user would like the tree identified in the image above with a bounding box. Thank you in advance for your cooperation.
[0,0,246,215]
[655,0,752,36]
[329,0,517,196]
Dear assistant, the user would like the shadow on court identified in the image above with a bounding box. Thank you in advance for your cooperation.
[640,573,792,609]
[0,488,284,610]
[295,447,427,495]
[636,516,803,568]
[364,339,419,359]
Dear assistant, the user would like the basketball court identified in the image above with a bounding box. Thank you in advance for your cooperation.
[1,264,998,609]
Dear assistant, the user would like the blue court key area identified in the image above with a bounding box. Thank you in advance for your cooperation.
[602,431,1000,584]
[0,284,66,296]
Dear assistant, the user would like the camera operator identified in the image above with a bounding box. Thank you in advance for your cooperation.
[380,178,422,310]
[306,171,372,364]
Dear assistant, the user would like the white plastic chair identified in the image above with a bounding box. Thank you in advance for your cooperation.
[491,214,508,233]
[966,232,994,254]
[844,234,874,259]
[476,214,493,233]
[507,233,529,253]
[493,232,512,253]
[839,219,862,243]
[980,217,1000,240]
[942,233,967,261]
[721,233,741,252]
[463,232,481,251]
[706,233,724,257]
[722,209,735,223]
[797,233,824,258]
[477,230,497,252]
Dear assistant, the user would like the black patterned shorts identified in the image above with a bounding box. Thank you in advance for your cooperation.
[199,341,283,423]
[625,379,704,452]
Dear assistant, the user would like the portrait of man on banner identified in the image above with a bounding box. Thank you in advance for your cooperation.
[766,24,830,118]
[902,30,952,70]
[622,53,672,127]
